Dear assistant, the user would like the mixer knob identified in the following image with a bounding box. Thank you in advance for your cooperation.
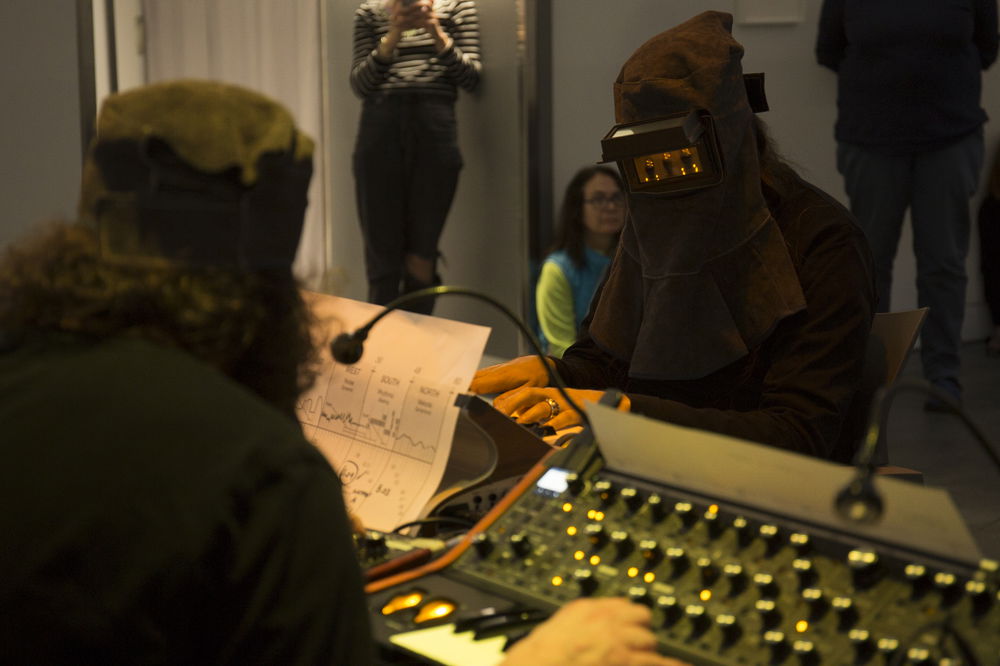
[361,531,388,557]
[666,547,689,578]
[759,524,782,556]
[932,572,962,606]
[756,599,782,630]
[472,532,493,558]
[564,472,584,496]
[573,568,597,595]
[639,539,664,567]
[610,530,633,559]
[674,501,698,529]
[627,585,652,606]
[763,631,789,663]
[716,613,742,646]
[584,523,607,549]
[593,479,616,506]
[684,604,711,637]
[509,532,532,557]
[848,629,875,663]
[965,579,994,616]
[732,516,753,548]
[904,563,931,598]
[697,557,720,587]
[802,588,829,621]
[754,572,780,599]
[703,508,724,539]
[793,558,817,589]
[646,494,667,522]
[656,595,683,627]
[905,646,932,664]
[847,549,882,590]
[793,640,819,666]
[876,637,899,659]
[620,487,643,512]
[789,532,811,555]
[833,597,859,631]
[723,562,748,596]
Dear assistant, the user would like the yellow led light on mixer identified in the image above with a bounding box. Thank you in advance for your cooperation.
[382,590,425,615]
[413,599,457,624]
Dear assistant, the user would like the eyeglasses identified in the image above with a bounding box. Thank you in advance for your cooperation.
[584,194,625,209]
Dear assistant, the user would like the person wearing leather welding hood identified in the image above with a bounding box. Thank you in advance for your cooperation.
[472,11,876,463]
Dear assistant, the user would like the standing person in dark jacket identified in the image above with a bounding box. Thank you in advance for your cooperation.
[816,0,999,409]
[350,0,481,314]
[472,11,876,463]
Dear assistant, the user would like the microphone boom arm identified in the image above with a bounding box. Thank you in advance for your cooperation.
[330,285,593,428]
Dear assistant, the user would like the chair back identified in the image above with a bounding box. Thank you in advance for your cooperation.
[870,308,928,385]
[848,308,928,465]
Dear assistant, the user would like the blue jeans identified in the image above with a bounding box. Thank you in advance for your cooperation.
[837,131,984,389]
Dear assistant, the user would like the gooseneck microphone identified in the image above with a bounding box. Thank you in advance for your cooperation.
[329,285,592,427]
[835,377,1000,524]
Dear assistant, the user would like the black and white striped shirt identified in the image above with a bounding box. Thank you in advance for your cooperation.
[349,0,481,99]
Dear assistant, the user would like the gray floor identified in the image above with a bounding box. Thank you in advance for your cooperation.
[887,340,1000,560]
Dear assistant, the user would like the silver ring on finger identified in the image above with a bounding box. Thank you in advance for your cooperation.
[544,397,560,420]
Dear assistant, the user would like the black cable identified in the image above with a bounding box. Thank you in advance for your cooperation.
[837,377,1000,524]
[331,285,592,428]
[390,516,476,534]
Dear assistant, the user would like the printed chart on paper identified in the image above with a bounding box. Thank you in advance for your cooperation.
[296,292,490,532]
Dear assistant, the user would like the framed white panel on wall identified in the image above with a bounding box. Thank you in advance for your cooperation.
[735,0,805,25]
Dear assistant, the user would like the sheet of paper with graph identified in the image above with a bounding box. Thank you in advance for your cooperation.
[296,291,490,532]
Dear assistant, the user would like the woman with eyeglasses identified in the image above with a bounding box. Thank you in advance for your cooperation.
[536,166,626,357]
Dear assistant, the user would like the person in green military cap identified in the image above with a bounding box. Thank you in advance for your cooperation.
[0,79,690,666]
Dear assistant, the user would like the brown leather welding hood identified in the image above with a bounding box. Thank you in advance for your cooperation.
[587,11,805,381]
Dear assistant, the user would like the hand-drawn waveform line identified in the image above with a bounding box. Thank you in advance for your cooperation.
[294,360,338,426]
[397,384,454,461]
[316,403,438,464]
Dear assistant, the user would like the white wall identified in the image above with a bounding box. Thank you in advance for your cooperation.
[0,0,84,248]
[325,0,527,357]
[551,0,1000,341]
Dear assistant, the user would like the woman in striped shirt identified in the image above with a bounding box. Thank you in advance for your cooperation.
[350,0,481,314]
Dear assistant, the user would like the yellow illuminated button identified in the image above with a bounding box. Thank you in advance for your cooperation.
[589,555,601,566]
[699,589,712,602]
[381,590,424,615]
[574,550,586,561]
[413,599,456,624]
[795,620,809,633]
[627,567,639,578]
[562,502,573,512]
[643,572,656,584]
[551,576,564,587]
[566,526,577,536]
[594,511,605,521]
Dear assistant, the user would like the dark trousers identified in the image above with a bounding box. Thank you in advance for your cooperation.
[837,131,984,387]
[352,94,462,313]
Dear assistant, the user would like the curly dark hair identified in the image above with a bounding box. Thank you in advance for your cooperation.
[551,165,625,269]
[0,222,318,419]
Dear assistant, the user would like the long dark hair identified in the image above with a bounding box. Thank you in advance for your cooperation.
[551,165,624,269]
[0,223,318,419]
[753,116,803,203]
